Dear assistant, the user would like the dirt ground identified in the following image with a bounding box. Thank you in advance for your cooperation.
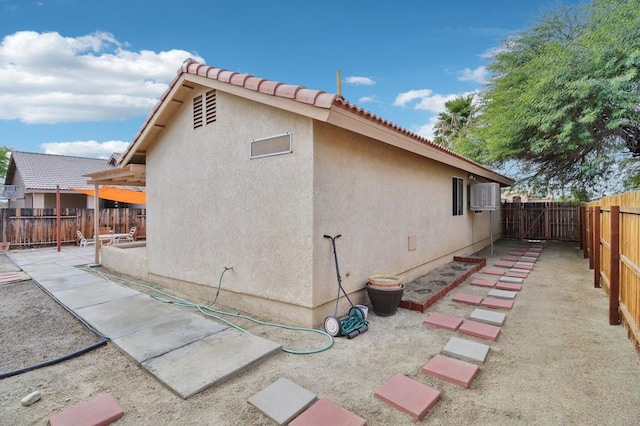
[2,240,640,425]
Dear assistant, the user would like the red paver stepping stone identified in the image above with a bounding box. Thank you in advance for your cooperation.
[481,297,514,310]
[523,252,540,258]
[49,394,124,426]
[0,273,21,283]
[290,397,366,426]
[452,293,483,305]
[471,278,495,288]
[494,261,515,268]
[422,354,479,388]
[482,268,505,276]
[495,282,522,291]
[528,247,543,252]
[458,320,501,341]
[520,256,538,263]
[374,373,441,420]
[501,256,519,261]
[423,312,463,331]
[505,271,527,279]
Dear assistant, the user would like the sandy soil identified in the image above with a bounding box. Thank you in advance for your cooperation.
[1,240,640,425]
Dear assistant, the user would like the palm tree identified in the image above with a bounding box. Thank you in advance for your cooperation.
[433,94,476,148]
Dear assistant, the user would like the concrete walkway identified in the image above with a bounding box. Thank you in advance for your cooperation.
[7,247,281,399]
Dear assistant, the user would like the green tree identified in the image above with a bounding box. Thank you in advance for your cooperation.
[0,146,12,180]
[466,0,640,195]
[433,94,476,148]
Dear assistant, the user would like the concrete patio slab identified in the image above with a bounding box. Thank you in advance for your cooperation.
[452,293,483,305]
[509,268,531,274]
[520,256,538,263]
[501,255,520,261]
[75,294,192,339]
[248,377,317,425]
[487,289,518,300]
[51,281,139,310]
[422,354,480,388]
[499,276,524,284]
[113,315,228,362]
[470,308,506,326]
[481,297,514,310]
[290,397,366,426]
[423,312,463,331]
[442,336,490,363]
[144,328,281,399]
[458,320,501,341]
[31,273,106,293]
[374,373,440,420]
[514,262,534,270]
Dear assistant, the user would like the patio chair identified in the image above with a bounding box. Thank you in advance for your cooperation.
[76,230,95,248]
[125,226,137,242]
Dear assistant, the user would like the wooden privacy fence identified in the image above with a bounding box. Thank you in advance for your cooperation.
[0,208,146,248]
[587,190,640,353]
[501,202,583,242]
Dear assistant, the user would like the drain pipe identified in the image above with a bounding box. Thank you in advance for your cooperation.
[0,279,110,379]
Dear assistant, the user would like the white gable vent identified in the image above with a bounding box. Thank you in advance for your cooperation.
[205,90,217,124]
[470,182,501,211]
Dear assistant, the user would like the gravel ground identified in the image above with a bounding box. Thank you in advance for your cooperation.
[1,240,640,425]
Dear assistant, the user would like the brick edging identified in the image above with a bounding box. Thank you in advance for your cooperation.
[399,257,486,313]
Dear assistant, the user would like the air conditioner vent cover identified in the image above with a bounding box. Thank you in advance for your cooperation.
[470,182,500,211]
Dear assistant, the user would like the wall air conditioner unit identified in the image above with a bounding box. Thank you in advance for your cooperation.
[469,182,501,211]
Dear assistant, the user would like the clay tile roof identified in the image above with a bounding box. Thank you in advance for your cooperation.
[217,70,238,83]
[258,80,282,95]
[230,73,252,86]
[120,59,511,183]
[274,84,303,99]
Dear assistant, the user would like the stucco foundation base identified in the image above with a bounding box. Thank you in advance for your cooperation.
[101,244,149,280]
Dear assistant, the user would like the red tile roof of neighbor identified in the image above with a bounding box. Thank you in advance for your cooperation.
[119,59,513,184]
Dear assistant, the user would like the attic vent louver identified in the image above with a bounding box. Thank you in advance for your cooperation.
[193,95,203,129]
[205,90,217,124]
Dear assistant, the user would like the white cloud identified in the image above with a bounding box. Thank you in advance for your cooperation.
[414,115,440,141]
[0,31,203,124]
[458,66,489,84]
[40,140,130,158]
[358,95,378,104]
[344,76,375,86]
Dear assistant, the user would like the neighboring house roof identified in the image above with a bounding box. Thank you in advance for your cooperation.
[118,59,514,186]
[5,151,116,191]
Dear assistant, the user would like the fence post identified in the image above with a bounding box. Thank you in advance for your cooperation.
[580,206,588,257]
[593,206,601,288]
[588,207,594,269]
[609,206,621,325]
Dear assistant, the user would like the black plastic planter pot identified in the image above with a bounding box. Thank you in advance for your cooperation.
[366,283,404,316]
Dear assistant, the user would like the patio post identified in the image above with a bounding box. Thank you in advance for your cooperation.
[609,205,620,325]
[94,183,100,265]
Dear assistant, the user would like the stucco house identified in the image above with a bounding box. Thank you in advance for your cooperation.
[95,59,513,327]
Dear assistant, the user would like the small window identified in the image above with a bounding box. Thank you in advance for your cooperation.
[250,132,293,159]
[193,95,203,129]
[453,177,464,216]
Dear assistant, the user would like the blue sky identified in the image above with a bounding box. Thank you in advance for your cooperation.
[0,0,582,158]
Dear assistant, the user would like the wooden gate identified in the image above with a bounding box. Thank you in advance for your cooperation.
[501,202,583,241]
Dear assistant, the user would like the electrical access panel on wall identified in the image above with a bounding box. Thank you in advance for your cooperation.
[469,182,501,211]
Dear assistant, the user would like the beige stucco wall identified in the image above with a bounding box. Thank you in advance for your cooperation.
[141,88,501,327]
[311,121,499,323]
[145,88,316,322]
